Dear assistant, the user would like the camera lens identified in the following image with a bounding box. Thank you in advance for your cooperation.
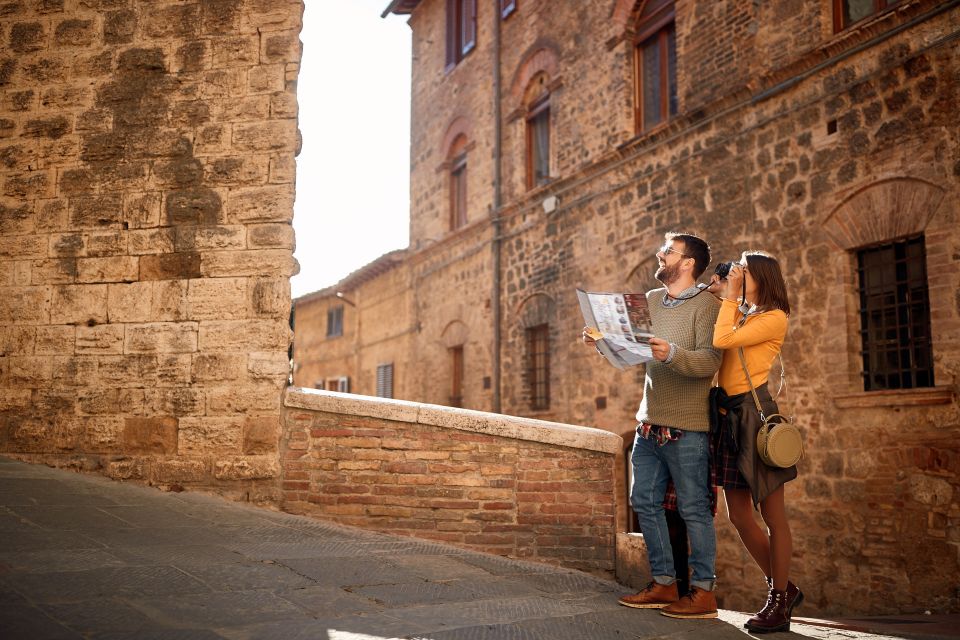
[714,262,734,278]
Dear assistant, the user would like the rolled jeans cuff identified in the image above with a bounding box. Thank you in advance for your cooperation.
[653,575,676,586]
[691,579,715,592]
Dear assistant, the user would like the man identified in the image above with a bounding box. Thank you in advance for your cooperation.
[583,232,721,618]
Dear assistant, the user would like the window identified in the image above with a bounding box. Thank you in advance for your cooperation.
[633,0,677,132]
[446,0,477,70]
[450,345,464,407]
[325,377,350,392]
[526,324,550,410]
[326,305,343,338]
[449,135,468,230]
[500,0,516,18]
[834,0,901,32]
[376,363,394,398]
[526,94,550,189]
[856,235,934,391]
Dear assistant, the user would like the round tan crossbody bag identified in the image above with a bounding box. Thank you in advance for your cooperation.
[738,348,804,468]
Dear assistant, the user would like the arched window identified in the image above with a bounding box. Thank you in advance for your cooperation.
[524,73,551,190]
[448,134,468,230]
[633,0,677,132]
[446,0,477,70]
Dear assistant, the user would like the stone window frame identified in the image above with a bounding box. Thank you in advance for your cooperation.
[448,134,469,231]
[437,117,476,235]
[515,293,556,414]
[445,0,477,72]
[441,320,469,408]
[376,363,394,399]
[832,0,903,33]
[507,45,562,194]
[630,0,677,134]
[524,80,551,191]
[326,305,344,338]
[821,176,953,408]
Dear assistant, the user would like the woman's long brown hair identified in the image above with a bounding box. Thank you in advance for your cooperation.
[742,251,791,315]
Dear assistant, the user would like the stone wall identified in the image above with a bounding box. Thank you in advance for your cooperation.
[295,0,960,615]
[0,0,303,499]
[282,387,622,575]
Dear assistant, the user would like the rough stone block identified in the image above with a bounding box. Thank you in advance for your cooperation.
[143,4,199,39]
[0,235,45,259]
[0,286,50,324]
[225,185,294,223]
[247,223,294,249]
[10,22,47,53]
[23,116,71,139]
[188,277,247,320]
[54,18,96,47]
[50,284,107,325]
[205,156,269,186]
[248,351,290,380]
[104,457,145,480]
[76,324,125,354]
[6,356,54,385]
[34,325,73,355]
[201,0,243,35]
[214,456,279,480]
[140,252,201,281]
[83,416,124,452]
[49,233,85,258]
[260,30,301,64]
[106,282,153,323]
[125,192,162,228]
[3,170,54,198]
[268,154,295,184]
[0,326,35,356]
[206,383,282,415]
[69,194,124,228]
[156,354,192,386]
[192,353,246,382]
[232,121,298,152]
[31,258,78,285]
[152,280,189,321]
[123,416,178,455]
[211,35,259,68]
[198,319,289,351]
[51,355,97,387]
[174,225,246,251]
[77,389,120,415]
[87,231,127,257]
[77,256,139,283]
[178,416,242,454]
[243,416,279,454]
[248,64,285,93]
[0,201,34,235]
[103,9,137,45]
[153,459,209,483]
[250,277,289,317]
[129,228,175,255]
[201,249,296,278]
[145,388,205,415]
[125,322,198,354]
[164,188,224,226]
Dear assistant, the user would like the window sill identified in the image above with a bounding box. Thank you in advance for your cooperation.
[832,386,955,409]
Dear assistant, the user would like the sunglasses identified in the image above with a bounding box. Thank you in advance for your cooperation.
[658,245,691,258]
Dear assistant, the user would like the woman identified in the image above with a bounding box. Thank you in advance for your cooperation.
[710,251,800,634]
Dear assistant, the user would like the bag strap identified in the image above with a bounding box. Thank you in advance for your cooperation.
[737,347,766,421]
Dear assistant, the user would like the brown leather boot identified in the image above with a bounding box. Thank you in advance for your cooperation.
[745,588,790,633]
[618,581,679,609]
[660,586,718,619]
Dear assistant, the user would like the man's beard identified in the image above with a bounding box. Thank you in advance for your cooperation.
[656,262,681,285]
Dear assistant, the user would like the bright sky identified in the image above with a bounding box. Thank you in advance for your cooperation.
[291,1,412,298]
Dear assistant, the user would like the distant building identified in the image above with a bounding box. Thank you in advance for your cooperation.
[293,0,960,615]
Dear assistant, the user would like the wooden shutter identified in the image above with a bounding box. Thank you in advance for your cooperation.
[376,363,394,399]
[445,0,457,69]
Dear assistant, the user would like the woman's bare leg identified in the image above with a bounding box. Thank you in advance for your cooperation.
[724,487,771,578]
[759,485,792,591]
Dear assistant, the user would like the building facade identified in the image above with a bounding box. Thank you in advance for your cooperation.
[292,0,960,615]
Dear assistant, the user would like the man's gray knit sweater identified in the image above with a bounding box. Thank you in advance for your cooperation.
[635,287,721,432]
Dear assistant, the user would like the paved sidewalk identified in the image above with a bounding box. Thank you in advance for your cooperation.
[0,456,947,640]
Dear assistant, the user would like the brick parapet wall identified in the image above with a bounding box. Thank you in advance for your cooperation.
[281,387,622,575]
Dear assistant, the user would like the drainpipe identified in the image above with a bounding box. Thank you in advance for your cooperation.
[491,0,503,413]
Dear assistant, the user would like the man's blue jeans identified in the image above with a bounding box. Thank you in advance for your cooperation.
[630,429,716,591]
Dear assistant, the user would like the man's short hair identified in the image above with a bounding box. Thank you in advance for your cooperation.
[665,232,711,279]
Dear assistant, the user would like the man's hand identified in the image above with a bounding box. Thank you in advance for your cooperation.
[581,326,599,346]
[648,337,671,362]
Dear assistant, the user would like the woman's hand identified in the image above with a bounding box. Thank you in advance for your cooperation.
[723,264,745,301]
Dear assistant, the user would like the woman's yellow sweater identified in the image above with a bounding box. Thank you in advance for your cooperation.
[713,299,788,396]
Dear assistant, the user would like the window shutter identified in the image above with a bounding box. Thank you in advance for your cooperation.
[445,0,457,69]
[376,364,394,399]
[501,0,516,18]
[338,376,350,393]
[462,0,476,56]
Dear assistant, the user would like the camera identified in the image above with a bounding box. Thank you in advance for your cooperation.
[714,262,738,279]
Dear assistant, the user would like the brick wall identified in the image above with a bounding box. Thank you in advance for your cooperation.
[282,387,622,575]
[0,0,303,499]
